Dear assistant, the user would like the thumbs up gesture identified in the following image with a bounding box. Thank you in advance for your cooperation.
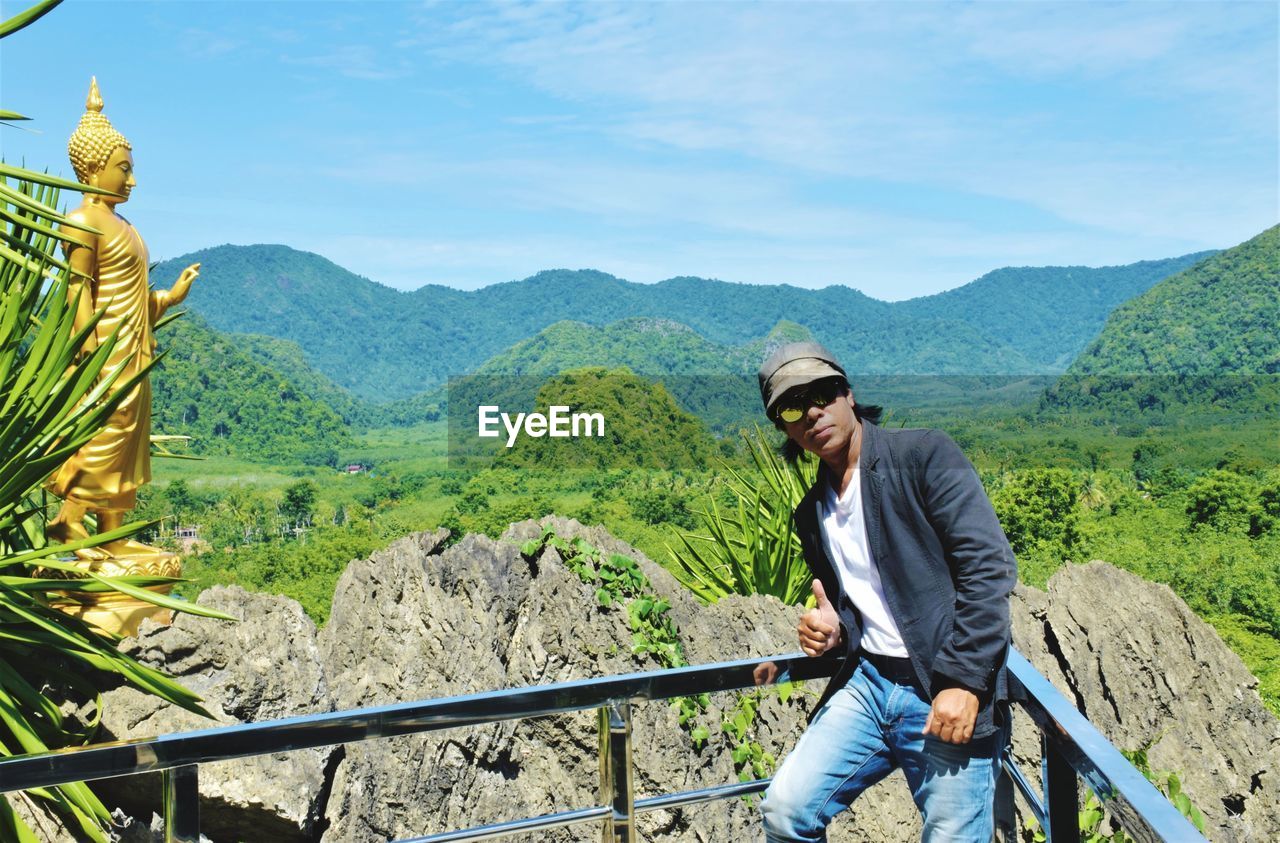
[798,579,841,656]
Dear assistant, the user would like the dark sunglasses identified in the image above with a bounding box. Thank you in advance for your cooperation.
[773,379,846,423]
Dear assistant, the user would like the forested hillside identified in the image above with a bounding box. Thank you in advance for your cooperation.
[157,244,1207,402]
[1067,227,1277,376]
[150,312,352,464]
[1046,227,1279,414]
[900,254,1214,369]
[499,368,723,471]
[230,332,377,428]
[469,318,779,431]
[475,318,748,377]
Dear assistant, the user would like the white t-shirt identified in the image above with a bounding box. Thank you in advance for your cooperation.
[817,460,909,658]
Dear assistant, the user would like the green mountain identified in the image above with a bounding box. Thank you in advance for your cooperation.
[469,317,785,432]
[736,320,816,371]
[377,318,802,432]
[899,255,1214,369]
[149,312,353,464]
[230,332,375,427]
[1046,226,1279,413]
[498,368,722,471]
[156,244,1209,402]
[476,318,743,378]
[155,245,460,401]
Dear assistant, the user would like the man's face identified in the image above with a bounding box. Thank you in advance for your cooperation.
[779,380,858,463]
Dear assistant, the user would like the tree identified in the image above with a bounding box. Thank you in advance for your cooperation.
[281,479,318,528]
[1077,472,1109,510]
[990,467,1080,558]
[630,484,697,529]
[1253,479,1280,537]
[1185,470,1256,534]
[165,478,195,515]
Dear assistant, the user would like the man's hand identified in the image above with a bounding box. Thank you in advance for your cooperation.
[798,579,840,657]
[753,661,779,686]
[922,687,978,744]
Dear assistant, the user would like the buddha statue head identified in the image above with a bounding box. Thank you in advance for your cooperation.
[67,77,134,201]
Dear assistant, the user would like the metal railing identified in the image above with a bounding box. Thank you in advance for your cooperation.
[0,648,1206,842]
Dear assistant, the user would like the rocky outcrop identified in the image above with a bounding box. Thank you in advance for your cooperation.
[84,521,1276,842]
[316,523,798,841]
[499,518,922,842]
[1010,563,1279,842]
[93,587,335,842]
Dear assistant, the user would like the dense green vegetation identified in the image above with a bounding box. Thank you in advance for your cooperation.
[904,254,1214,370]
[498,367,725,471]
[984,460,1279,708]
[150,311,353,465]
[156,244,1207,402]
[230,331,379,427]
[1069,227,1276,377]
[135,469,424,623]
[478,319,813,432]
[1047,226,1279,414]
[477,317,746,377]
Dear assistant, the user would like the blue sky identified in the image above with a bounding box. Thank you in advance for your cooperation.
[1,0,1276,298]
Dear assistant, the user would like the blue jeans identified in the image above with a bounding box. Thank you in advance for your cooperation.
[760,658,998,842]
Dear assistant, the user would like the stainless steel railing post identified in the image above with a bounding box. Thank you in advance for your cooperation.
[162,763,200,843]
[599,701,636,843]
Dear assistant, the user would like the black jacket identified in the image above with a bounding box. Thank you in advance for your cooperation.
[793,421,1017,738]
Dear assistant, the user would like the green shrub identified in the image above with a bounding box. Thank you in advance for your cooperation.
[667,428,815,605]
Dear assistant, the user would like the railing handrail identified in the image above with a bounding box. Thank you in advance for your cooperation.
[0,653,836,792]
[1005,649,1204,841]
[0,648,1207,842]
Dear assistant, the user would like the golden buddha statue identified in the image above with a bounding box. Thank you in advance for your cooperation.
[43,79,200,633]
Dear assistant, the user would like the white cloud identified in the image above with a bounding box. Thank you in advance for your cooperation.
[948,4,1191,75]
[178,28,243,60]
[392,1,1276,246]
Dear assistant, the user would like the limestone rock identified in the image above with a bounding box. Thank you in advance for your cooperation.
[94,587,334,842]
[1012,562,1279,842]
[502,517,921,841]
[319,528,637,841]
[312,519,915,842]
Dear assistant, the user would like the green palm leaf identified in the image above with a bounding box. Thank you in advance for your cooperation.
[0,0,61,39]
[667,426,817,605]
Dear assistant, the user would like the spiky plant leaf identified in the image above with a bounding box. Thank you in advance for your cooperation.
[667,426,817,605]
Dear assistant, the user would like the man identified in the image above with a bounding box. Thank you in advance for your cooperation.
[756,342,1017,842]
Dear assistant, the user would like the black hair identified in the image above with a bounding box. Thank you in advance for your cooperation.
[773,379,883,464]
